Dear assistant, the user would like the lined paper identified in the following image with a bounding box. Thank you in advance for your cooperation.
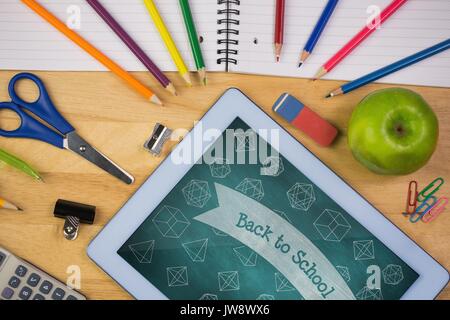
[0,0,449,87]
[235,0,450,87]
[0,0,222,71]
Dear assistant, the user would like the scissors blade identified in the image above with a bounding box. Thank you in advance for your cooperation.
[65,132,134,185]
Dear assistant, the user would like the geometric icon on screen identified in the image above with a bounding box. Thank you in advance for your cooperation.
[235,178,264,201]
[209,158,231,179]
[261,155,284,177]
[287,183,316,211]
[182,180,212,208]
[218,271,240,291]
[152,205,190,238]
[313,209,351,242]
[274,209,292,224]
[167,266,189,287]
[211,227,228,237]
[355,286,383,300]
[275,272,296,292]
[335,265,351,283]
[199,293,218,300]
[128,240,155,264]
[235,131,257,152]
[233,246,258,267]
[353,240,375,260]
[182,239,208,263]
[256,294,275,300]
[382,264,404,285]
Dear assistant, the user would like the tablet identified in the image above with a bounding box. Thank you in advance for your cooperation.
[88,88,448,300]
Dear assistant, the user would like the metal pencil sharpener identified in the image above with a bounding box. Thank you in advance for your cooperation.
[144,123,172,156]
[53,199,96,241]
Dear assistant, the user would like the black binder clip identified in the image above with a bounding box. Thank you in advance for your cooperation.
[53,199,96,241]
[144,123,172,156]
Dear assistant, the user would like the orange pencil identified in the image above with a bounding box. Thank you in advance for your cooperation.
[21,0,162,105]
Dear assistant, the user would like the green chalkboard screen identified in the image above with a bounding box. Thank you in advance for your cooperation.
[118,118,418,300]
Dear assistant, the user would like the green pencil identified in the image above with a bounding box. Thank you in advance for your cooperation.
[179,0,207,85]
[0,148,43,181]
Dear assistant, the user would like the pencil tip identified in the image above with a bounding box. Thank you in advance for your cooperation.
[276,56,280,63]
[325,93,331,99]
[150,95,163,106]
[298,61,303,68]
[18,207,23,211]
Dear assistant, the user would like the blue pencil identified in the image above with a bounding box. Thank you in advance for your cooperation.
[326,39,450,98]
[299,0,339,68]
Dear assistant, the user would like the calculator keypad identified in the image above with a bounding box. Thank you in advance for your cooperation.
[0,247,86,300]
[27,273,41,287]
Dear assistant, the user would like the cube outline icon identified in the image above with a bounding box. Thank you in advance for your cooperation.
[313,209,352,242]
[218,271,240,291]
[235,130,257,152]
[152,205,190,238]
[353,240,375,260]
[167,266,189,287]
[335,265,351,283]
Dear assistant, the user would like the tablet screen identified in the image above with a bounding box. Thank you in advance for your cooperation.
[118,118,419,300]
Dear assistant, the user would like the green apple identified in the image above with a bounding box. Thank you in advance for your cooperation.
[348,88,438,175]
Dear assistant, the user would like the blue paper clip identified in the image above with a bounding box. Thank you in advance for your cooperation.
[409,195,437,223]
[417,178,444,202]
[422,197,448,223]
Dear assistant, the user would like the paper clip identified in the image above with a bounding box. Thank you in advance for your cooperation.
[417,177,444,202]
[422,197,448,223]
[409,195,437,223]
[404,180,418,216]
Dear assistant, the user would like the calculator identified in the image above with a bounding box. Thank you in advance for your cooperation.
[0,246,86,300]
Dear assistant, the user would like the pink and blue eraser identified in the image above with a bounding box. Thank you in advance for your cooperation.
[272,93,338,147]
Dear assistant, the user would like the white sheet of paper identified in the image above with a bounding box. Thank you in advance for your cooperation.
[1,0,449,87]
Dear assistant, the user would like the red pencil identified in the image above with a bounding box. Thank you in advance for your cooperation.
[314,0,408,79]
[274,0,285,62]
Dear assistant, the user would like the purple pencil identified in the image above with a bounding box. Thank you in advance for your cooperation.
[87,0,176,95]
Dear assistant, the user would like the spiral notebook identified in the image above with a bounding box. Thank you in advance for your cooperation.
[1,0,449,86]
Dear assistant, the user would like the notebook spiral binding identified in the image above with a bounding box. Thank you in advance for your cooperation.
[217,0,240,71]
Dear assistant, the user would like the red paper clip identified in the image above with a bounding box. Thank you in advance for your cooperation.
[404,180,418,216]
[422,197,448,223]
[417,177,444,202]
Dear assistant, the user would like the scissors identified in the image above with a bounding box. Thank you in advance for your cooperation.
[0,73,134,185]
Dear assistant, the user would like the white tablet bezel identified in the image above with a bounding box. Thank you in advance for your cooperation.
[87,88,448,300]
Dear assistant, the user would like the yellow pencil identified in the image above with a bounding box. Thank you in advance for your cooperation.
[0,197,22,211]
[143,0,192,85]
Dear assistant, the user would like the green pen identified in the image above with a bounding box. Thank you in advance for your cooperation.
[0,148,43,181]
[179,0,207,85]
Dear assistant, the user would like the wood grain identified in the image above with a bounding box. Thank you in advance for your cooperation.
[0,70,448,300]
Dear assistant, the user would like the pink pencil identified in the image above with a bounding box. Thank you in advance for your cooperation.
[314,0,408,80]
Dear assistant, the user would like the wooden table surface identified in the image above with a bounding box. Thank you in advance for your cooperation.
[0,70,448,300]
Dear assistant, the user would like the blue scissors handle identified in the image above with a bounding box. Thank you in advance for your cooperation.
[8,73,74,135]
[0,102,64,148]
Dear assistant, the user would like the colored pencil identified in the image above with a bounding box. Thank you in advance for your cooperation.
[143,0,192,85]
[326,39,450,98]
[86,0,176,95]
[274,0,285,62]
[0,148,42,181]
[179,0,207,85]
[314,0,408,80]
[299,0,339,68]
[21,0,162,105]
[0,197,22,211]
